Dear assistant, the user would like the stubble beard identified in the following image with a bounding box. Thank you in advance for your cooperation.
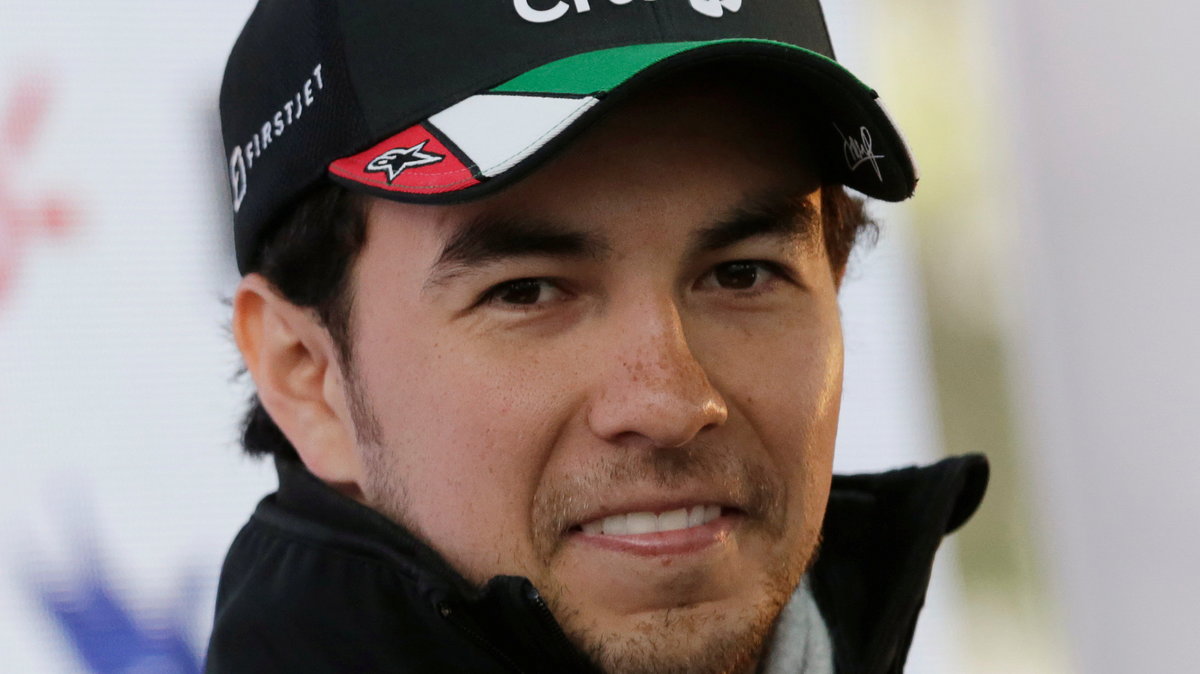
[540,556,808,674]
[532,445,814,674]
[346,371,815,674]
[577,584,800,674]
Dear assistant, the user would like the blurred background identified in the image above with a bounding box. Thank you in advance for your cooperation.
[1,0,1196,672]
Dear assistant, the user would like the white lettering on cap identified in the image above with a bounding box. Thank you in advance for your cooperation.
[689,0,741,18]
[514,0,579,23]
[229,146,248,212]
[513,0,741,25]
[229,63,325,213]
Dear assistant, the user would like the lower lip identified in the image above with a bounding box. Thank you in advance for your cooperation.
[569,514,738,557]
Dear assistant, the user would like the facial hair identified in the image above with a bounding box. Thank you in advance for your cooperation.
[351,365,814,674]
[529,443,812,674]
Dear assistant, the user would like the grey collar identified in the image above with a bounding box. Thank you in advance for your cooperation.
[759,576,834,674]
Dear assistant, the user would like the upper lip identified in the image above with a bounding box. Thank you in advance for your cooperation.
[567,491,742,531]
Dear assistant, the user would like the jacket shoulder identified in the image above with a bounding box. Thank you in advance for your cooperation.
[205,510,513,674]
[811,454,989,674]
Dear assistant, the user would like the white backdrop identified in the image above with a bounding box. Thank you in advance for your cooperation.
[998,0,1200,671]
[0,2,958,671]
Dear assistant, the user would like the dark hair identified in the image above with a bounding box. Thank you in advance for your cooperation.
[240,184,367,461]
[239,182,875,460]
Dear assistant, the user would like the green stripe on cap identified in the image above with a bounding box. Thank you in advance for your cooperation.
[492,39,857,96]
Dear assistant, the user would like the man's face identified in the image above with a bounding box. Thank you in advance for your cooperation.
[344,77,843,673]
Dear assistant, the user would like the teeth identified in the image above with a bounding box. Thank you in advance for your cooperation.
[602,514,629,535]
[582,505,724,536]
[658,508,688,532]
[626,512,658,535]
[706,505,721,522]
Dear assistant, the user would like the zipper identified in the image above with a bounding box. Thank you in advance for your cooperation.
[438,600,528,674]
[527,589,574,654]
[525,586,597,672]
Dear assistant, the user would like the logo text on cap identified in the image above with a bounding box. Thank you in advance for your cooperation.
[513,0,741,24]
[228,63,324,213]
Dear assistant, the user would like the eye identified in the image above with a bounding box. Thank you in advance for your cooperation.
[714,261,763,289]
[480,278,568,308]
[699,261,786,293]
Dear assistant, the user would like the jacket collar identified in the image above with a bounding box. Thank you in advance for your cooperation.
[261,453,988,673]
[812,454,989,673]
[263,456,597,672]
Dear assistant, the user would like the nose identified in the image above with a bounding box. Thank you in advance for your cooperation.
[586,298,729,448]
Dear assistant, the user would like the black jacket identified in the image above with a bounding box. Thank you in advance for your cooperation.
[205,454,987,673]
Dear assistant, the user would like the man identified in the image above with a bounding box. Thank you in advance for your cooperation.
[207,1,988,673]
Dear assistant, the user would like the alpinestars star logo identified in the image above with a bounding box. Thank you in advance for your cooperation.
[365,141,445,183]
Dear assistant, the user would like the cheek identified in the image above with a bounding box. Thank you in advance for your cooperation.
[745,334,840,557]
[354,324,578,581]
[705,309,843,507]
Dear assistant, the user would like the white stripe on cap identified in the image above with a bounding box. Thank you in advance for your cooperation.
[429,93,599,178]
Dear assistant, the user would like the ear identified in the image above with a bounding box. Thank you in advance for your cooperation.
[233,273,364,497]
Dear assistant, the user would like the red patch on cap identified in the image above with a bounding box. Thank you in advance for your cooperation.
[328,123,480,194]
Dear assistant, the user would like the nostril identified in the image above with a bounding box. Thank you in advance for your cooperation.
[587,390,728,448]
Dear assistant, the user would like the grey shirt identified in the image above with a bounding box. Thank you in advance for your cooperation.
[760,576,834,674]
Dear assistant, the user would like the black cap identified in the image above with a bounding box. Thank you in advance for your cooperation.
[221,0,918,274]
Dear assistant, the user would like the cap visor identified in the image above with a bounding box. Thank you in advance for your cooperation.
[328,39,917,203]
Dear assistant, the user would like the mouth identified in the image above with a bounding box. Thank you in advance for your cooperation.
[576,504,723,535]
[568,504,740,556]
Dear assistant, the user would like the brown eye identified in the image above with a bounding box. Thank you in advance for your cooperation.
[494,279,545,305]
[713,262,761,290]
[481,278,570,309]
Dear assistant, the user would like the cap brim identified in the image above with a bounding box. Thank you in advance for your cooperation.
[328,39,917,204]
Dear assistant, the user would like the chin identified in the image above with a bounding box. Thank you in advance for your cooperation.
[563,591,791,674]
[546,541,814,674]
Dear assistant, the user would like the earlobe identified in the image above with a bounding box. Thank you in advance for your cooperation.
[232,274,365,497]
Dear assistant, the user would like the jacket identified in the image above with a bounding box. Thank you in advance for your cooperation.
[205,454,988,673]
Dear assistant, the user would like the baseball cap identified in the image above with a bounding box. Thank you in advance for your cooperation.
[221,0,918,274]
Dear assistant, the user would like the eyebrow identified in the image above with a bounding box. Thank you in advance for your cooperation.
[688,190,820,256]
[425,215,611,289]
[423,188,819,290]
